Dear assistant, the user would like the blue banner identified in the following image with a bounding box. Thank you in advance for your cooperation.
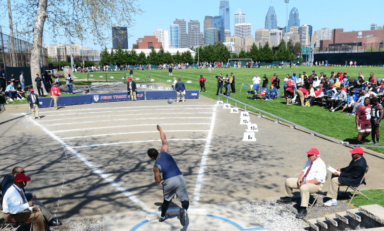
[39,95,93,108]
[146,90,199,100]
[92,91,145,103]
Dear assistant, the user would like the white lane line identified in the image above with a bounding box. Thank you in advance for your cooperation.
[71,138,207,149]
[46,117,211,127]
[43,105,214,114]
[42,112,212,122]
[24,114,149,211]
[61,130,210,140]
[54,123,211,134]
[193,105,217,205]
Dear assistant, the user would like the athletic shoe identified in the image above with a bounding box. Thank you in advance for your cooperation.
[331,109,335,112]
[9,98,13,102]
[159,214,170,222]
[17,97,21,100]
[375,142,379,146]
[276,197,292,203]
[365,141,374,145]
[324,199,338,207]
[348,113,355,116]
[179,208,186,226]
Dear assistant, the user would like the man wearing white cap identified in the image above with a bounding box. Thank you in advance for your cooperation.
[127,76,137,101]
[277,148,327,219]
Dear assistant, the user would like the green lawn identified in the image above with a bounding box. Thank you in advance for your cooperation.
[348,189,384,207]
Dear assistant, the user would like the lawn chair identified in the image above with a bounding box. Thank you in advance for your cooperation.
[308,171,328,211]
[338,166,369,204]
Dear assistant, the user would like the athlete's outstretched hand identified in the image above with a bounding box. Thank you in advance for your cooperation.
[157,124,161,131]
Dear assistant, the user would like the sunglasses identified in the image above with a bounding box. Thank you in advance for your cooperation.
[307,155,314,157]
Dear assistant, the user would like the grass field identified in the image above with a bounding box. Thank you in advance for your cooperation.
[348,189,384,207]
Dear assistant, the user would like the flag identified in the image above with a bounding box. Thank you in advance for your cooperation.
[258,89,267,96]
[243,84,248,88]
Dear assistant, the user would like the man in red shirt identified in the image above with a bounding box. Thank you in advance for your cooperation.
[356,97,372,144]
[369,73,377,85]
[50,82,61,110]
[198,75,206,92]
[297,87,309,106]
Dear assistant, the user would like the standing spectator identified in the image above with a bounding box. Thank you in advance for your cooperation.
[262,75,268,89]
[168,65,173,76]
[175,78,186,102]
[356,97,372,144]
[224,75,230,96]
[43,71,53,92]
[216,74,223,95]
[172,77,177,91]
[50,82,61,110]
[230,73,236,93]
[27,89,40,119]
[252,74,261,94]
[272,75,280,98]
[35,74,44,96]
[285,76,295,105]
[0,70,6,91]
[370,97,383,145]
[198,75,206,92]
[19,72,25,90]
[127,76,137,101]
[354,61,357,67]
[369,73,377,85]
[296,87,309,106]
[350,60,353,67]
[130,68,134,78]
[66,74,74,94]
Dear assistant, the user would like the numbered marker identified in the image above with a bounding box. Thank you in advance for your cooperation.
[151,79,155,82]
[167,80,172,82]
[242,132,256,141]
[240,117,250,125]
[187,80,192,83]
[142,85,147,88]
[223,103,231,109]
[90,75,93,77]
[241,112,249,118]
[149,85,154,89]
[166,87,171,90]
[99,76,103,78]
[158,86,164,90]
[246,124,258,132]
[217,101,223,105]
[110,76,114,79]
[136,78,140,80]
[136,84,141,88]
[231,108,239,113]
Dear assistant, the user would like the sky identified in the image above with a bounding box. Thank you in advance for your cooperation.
[2,0,384,50]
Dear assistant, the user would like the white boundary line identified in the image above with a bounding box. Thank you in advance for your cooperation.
[193,105,217,205]
[54,123,211,134]
[46,117,211,127]
[61,130,210,140]
[71,138,207,149]
[24,114,149,211]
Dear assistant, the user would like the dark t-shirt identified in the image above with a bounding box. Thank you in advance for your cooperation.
[35,77,43,86]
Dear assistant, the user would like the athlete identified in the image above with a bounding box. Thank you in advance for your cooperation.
[370,97,383,145]
[147,125,189,226]
[356,97,372,144]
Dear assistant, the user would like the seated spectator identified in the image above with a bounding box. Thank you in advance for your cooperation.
[312,75,320,88]
[379,79,384,93]
[82,87,90,95]
[324,147,367,207]
[277,148,326,219]
[309,86,324,106]
[326,88,347,112]
[265,85,279,100]
[356,97,372,144]
[296,87,309,106]
[54,76,62,87]
[16,84,25,99]
[296,74,304,89]
[348,90,370,116]
[284,76,295,105]
[1,167,61,227]
[5,82,18,101]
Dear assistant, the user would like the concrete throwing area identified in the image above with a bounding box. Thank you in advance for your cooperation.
[1,95,384,231]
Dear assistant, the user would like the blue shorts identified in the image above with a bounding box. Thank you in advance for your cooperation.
[253,84,260,91]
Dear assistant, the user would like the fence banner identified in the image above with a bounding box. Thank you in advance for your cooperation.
[39,95,93,108]
[146,90,199,100]
[91,91,145,103]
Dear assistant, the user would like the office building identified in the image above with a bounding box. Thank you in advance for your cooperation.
[205,28,219,45]
[153,29,169,49]
[287,7,300,32]
[255,28,270,42]
[234,9,246,33]
[235,23,252,38]
[212,15,225,42]
[371,23,378,30]
[312,28,331,47]
[204,16,213,31]
[173,19,188,48]
[219,0,230,31]
[269,29,282,46]
[170,24,180,48]
[298,24,310,47]
[286,26,300,45]
[133,36,162,49]
[112,27,128,49]
[308,25,313,43]
[188,20,202,47]
[225,29,231,40]
[265,6,278,30]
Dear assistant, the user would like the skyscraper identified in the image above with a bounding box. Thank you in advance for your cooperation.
[287,7,300,32]
[265,6,278,30]
[212,16,225,42]
[153,29,169,49]
[112,27,128,49]
[235,23,252,38]
[371,23,378,30]
[307,25,313,44]
[188,20,202,47]
[170,24,180,48]
[173,19,188,48]
[298,25,310,46]
[233,9,246,33]
[204,16,213,31]
[219,1,230,31]
[205,28,219,45]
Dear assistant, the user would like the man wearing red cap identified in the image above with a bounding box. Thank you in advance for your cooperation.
[324,147,367,206]
[277,148,326,219]
[27,89,40,119]
[2,173,45,231]
[127,76,137,101]
[50,82,61,110]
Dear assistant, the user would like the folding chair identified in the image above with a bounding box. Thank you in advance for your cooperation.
[338,166,369,204]
[308,172,328,211]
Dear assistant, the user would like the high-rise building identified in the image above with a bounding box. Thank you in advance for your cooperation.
[286,26,300,45]
[112,27,128,49]
[188,20,202,47]
[225,29,231,40]
[205,28,219,45]
[212,16,225,42]
[298,24,310,46]
[219,0,230,31]
[312,28,331,47]
[307,25,313,44]
[265,6,278,30]
[204,16,213,31]
[371,23,378,30]
[170,24,180,48]
[287,7,300,32]
[173,19,188,48]
[269,29,282,46]
[255,28,270,41]
[234,9,246,33]
[153,29,169,49]
[235,23,252,38]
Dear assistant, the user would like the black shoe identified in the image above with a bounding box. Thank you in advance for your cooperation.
[276,197,292,204]
[48,219,62,226]
[296,207,307,219]
[159,214,170,222]
[179,208,186,226]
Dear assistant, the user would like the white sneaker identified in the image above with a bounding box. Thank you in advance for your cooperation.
[9,98,13,102]
[324,199,338,207]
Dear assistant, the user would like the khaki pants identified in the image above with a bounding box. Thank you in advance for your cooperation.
[25,193,53,222]
[326,177,339,199]
[297,90,305,106]
[4,208,45,231]
[284,178,323,207]
[177,91,185,102]
[31,104,39,118]
[129,90,137,101]
[51,95,59,109]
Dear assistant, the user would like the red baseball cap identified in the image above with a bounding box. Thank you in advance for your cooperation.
[29,89,34,92]
[306,148,320,156]
[349,147,364,154]
[52,82,56,85]
[337,71,342,74]
[128,76,132,80]
[14,173,31,183]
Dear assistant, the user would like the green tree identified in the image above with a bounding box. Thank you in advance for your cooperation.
[130,50,138,65]
[157,46,165,64]
[275,39,290,61]
[183,51,194,64]
[137,51,147,64]
[239,50,247,58]
[249,44,259,61]
[99,47,110,65]
[261,42,274,61]
[287,40,295,54]
[115,45,125,64]
[231,53,239,59]
[123,50,131,64]
[109,49,116,64]
[173,51,182,63]
[164,52,173,63]
[293,42,302,56]
[148,47,158,64]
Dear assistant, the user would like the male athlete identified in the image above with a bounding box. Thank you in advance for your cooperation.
[147,125,189,226]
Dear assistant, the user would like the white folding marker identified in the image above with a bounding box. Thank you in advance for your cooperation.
[99,76,103,78]
[223,104,231,109]
[149,85,154,89]
[231,108,239,113]
[241,111,249,118]
[217,101,223,105]
[167,80,172,82]
[110,76,114,79]
[246,124,258,132]
[158,86,164,90]
[242,132,256,141]
[187,80,192,83]
[240,117,250,125]
[142,85,147,88]
[136,78,140,80]
[136,84,140,88]
[165,87,171,90]
[90,75,93,77]
[151,79,155,82]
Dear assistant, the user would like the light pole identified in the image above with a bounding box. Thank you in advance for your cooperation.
[284,0,289,44]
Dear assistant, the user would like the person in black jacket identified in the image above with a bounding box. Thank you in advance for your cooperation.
[127,76,137,101]
[216,74,223,95]
[27,89,40,119]
[324,146,367,206]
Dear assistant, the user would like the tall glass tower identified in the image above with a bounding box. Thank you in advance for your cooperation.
[219,0,230,31]
[170,24,180,48]
[287,7,300,32]
[212,16,225,42]
[234,9,246,32]
[265,6,278,30]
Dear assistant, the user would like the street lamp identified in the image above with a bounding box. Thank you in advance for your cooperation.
[284,0,289,44]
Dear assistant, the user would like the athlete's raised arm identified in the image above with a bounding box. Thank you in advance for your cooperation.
[157,125,168,152]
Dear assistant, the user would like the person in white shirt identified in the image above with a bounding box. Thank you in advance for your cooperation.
[252,74,261,94]
[172,77,177,91]
[312,76,320,88]
[19,72,25,90]
[277,148,326,219]
[66,74,74,94]
[2,173,45,231]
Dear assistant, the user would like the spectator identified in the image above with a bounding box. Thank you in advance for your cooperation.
[312,70,318,77]
[0,70,6,91]
[175,78,186,102]
[27,89,40,119]
[262,75,268,89]
[309,86,324,106]
[303,75,311,89]
[327,88,347,112]
[82,86,90,95]
[291,72,298,83]
[198,75,206,92]
[8,74,19,85]
[272,75,280,98]
[356,97,372,144]
[216,74,223,95]
[168,65,173,76]
[19,72,25,90]
[224,75,230,96]
[296,87,309,106]
[66,74,74,94]
[284,76,295,105]
[127,76,137,101]
[336,71,343,83]
[252,74,261,94]
[230,73,236,93]
[324,147,367,207]
[5,82,18,101]
[35,74,44,96]
[130,68,134,77]
[296,74,304,89]
[172,77,177,91]
[369,73,377,85]
[343,72,350,80]
[369,97,383,145]
[348,90,370,116]
[276,148,326,219]
[265,85,279,100]
[16,84,25,99]
[312,75,320,88]
[358,72,364,80]
[50,82,61,110]
[54,76,62,87]
[43,71,53,92]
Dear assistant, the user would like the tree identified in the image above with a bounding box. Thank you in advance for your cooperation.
[173,51,182,63]
[99,48,110,65]
[131,50,138,65]
[239,50,247,58]
[123,50,131,64]
[261,42,274,61]
[148,48,158,64]
[137,51,147,64]
[164,52,173,63]
[293,42,302,56]
[275,39,290,61]
[183,51,194,64]
[115,45,125,65]
[287,40,295,54]
[15,0,142,93]
[157,47,165,64]
[249,44,259,61]
[231,53,239,59]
